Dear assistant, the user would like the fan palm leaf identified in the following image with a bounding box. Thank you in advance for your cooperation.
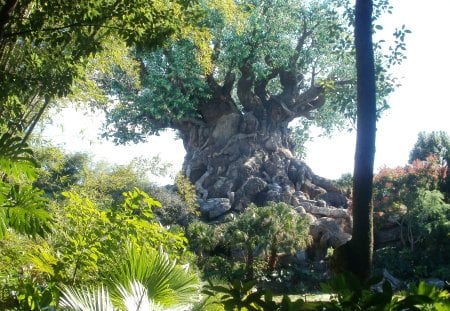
[59,284,116,311]
[109,245,200,308]
[60,245,199,310]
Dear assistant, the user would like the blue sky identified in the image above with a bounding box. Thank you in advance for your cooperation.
[43,0,450,182]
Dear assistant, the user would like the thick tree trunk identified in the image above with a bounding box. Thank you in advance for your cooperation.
[179,110,340,215]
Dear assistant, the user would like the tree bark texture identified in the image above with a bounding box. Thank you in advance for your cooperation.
[348,0,377,281]
[173,56,345,214]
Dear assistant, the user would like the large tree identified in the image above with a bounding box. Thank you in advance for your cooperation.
[100,0,403,213]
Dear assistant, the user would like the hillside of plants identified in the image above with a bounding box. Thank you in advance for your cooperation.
[1,132,449,310]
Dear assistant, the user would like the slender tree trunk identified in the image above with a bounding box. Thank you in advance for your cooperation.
[267,241,278,275]
[350,0,377,281]
[331,0,376,281]
[245,244,255,280]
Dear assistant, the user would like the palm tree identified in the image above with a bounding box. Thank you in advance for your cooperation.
[59,244,200,311]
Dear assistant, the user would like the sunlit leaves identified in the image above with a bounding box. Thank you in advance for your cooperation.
[1,0,205,141]
[0,133,51,238]
[59,245,200,310]
[109,245,200,308]
[31,188,188,286]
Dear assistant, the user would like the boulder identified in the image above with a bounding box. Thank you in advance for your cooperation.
[317,192,349,208]
[301,203,349,218]
[310,217,352,248]
[199,198,232,219]
[242,176,267,198]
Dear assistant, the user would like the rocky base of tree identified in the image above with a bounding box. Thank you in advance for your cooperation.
[180,112,354,261]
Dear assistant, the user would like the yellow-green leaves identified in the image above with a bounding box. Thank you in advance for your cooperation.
[122,187,161,220]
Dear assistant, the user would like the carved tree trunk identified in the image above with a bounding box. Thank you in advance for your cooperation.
[179,107,339,215]
[170,50,347,220]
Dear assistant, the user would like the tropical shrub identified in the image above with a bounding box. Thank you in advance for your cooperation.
[151,173,200,227]
[188,202,312,288]
[1,188,191,309]
[60,244,200,310]
[372,156,450,281]
[409,131,450,200]
[203,273,450,310]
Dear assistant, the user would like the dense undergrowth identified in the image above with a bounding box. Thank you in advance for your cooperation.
[1,137,450,310]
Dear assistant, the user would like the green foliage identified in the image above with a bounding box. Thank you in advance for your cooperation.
[372,154,450,281]
[150,185,194,227]
[32,146,90,198]
[0,188,189,309]
[0,0,205,139]
[374,190,450,281]
[38,188,187,285]
[224,202,311,279]
[59,244,200,310]
[409,131,450,166]
[202,279,267,311]
[202,274,450,310]
[320,273,450,311]
[188,202,311,286]
[373,155,445,215]
[187,220,218,258]
[409,131,450,200]
[99,0,404,145]
[32,143,176,207]
[175,173,201,217]
[0,133,51,238]
[334,173,353,197]
[289,121,312,159]
[108,244,200,309]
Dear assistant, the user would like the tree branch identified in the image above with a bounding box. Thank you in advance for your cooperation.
[237,63,261,112]
[222,71,236,95]
[254,68,279,102]
[198,73,239,124]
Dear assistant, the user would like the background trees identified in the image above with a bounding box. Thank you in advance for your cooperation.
[409,131,450,200]
[372,134,450,281]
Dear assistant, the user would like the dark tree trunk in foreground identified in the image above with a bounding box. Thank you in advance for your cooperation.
[334,0,376,281]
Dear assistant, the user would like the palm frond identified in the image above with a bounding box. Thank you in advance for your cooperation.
[117,280,161,311]
[0,133,38,181]
[110,245,200,308]
[59,284,117,311]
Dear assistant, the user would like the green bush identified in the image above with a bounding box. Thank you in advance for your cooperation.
[373,156,450,282]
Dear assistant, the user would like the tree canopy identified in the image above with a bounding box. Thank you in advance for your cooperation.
[98,0,403,144]
[0,0,203,138]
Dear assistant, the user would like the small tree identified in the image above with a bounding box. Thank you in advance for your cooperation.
[225,202,311,280]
